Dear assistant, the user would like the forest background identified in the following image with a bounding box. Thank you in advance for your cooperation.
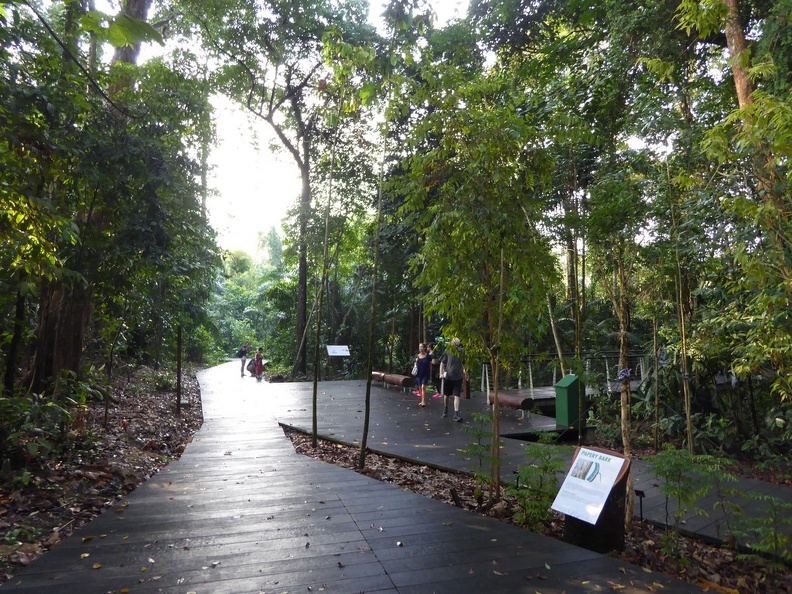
[2,0,792,562]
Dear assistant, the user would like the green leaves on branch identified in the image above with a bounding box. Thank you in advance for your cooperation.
[80,10,163,48]
[674,0,728,39]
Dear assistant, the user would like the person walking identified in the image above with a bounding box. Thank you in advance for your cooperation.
[237,341,251,377]
[439,337,464,422]
[413,342,433,407]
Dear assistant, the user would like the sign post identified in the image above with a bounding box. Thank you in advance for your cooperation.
[325,346,350,379]
[326,345,350,357]
[551,447,631,553]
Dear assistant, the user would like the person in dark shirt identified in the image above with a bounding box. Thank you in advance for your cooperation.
[439,338,464,422]
[413,342,434,407]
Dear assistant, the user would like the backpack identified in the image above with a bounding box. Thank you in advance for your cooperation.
[247,359,255,373]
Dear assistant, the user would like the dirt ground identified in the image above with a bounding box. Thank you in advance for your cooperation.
[1,373,790,593]
[0,367,203,583]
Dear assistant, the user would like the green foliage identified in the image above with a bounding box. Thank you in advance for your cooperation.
[80,9,164,48]
[0,2,222,403]
[0,392,73,472]
[2,0,792,499]
[649,446,712,531]
[460,412,497,485]
[732,493,792,566]
[507,434,569,533]
[695,454,740,542]
[740,405,792,482]
[398,62,559,366]
[586,389,623,449]
[647,446,745,556]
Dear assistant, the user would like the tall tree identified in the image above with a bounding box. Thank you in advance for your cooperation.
[397,29,559,497]
[166,0,376,376]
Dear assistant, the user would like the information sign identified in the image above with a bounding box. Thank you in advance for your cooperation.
[551,447,627,525]
[326,345,350,357]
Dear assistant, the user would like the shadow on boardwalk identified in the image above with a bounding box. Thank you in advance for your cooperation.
[5,361,783,593]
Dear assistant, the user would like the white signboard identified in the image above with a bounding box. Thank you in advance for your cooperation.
[326,345,350,357]
[551,448,627,525]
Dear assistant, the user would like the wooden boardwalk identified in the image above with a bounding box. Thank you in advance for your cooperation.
[1,361,759,593]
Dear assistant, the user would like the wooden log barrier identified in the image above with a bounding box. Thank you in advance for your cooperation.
[371,372,414,389]
[486,391,532,410]
[382,373,414,388]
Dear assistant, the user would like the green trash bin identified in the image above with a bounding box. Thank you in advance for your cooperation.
[554,374,586,430]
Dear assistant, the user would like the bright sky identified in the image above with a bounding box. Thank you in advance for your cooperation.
[206,0,468,254]
[206,97,299,254]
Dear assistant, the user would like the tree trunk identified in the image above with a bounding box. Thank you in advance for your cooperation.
[653,316,660,451]
[112,0,152,66]
[358,141,385,470]
[565,237,575,300]
[30,282,93,394]
[615,251,634,529]
[547,296,566,376]
[489,354,501,499]
[722,0,753,109]
[295,171,310,376]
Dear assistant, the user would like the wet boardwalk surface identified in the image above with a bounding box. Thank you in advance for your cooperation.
[4,361,786,593]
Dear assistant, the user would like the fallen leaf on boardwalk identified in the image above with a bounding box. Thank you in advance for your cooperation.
[80,553,90,559]
[92,562,101,569]
[493,570,507,575]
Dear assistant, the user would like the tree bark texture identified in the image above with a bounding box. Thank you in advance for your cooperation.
[30,282,93,394]
[722,0,753,109]
[615,251,635,529]
[295,173,309,376]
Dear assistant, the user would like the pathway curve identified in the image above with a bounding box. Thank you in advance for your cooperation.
[1,362,704,593]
